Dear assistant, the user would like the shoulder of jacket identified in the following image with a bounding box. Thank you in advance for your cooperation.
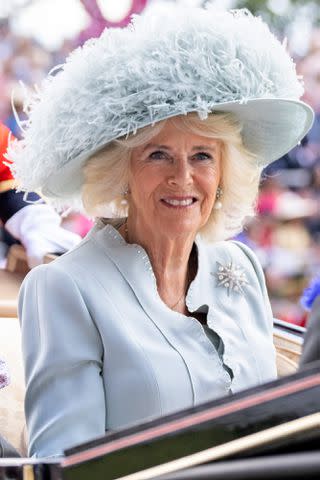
[21,261,77,292]
[204,239,259,265]
[229,240,262,266]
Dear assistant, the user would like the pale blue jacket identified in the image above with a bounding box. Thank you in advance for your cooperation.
[19,222,277,457]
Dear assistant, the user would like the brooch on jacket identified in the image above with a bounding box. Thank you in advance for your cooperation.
[213,261,249,296]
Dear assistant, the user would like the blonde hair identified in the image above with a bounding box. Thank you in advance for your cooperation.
[82,113,262,241]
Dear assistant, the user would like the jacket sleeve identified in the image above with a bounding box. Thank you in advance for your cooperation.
[18,263,106,458]
[231,240,277,382]
[232,240,274,336]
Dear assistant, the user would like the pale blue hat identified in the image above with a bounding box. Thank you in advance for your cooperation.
[8,5,314,208]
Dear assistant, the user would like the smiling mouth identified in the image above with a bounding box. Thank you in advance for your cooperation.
[160,197,198,208]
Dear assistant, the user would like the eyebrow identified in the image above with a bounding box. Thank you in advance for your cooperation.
[142,143,217,152]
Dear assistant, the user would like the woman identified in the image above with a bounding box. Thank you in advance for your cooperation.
[10,6,313,457]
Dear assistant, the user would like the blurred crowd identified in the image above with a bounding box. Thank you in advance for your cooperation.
[237,31,320,326]
[0,14,320,326]
[0,18,76,135]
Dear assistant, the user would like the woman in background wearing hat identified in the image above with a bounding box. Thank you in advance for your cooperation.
[10,6,313,457]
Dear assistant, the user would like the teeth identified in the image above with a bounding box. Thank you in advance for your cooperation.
[163,198,194,206]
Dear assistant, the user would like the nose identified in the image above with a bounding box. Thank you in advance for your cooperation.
[167,156,192,187]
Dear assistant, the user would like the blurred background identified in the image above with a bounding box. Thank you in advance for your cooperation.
[1,0,320,326]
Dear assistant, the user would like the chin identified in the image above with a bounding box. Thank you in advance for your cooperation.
[158,219,201,238]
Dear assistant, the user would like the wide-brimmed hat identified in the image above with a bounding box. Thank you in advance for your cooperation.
[8,5,314,208]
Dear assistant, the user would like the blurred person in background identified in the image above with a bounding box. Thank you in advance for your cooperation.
[0,122,81,268]
[238,177,318,326]
[300,275,320,366]
[263,190,317,326]
[264,40,320,175]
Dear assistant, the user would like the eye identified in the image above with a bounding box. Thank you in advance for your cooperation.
[192,152,213,161]
[149,150,169,160]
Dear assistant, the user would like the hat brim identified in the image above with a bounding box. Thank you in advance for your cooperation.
[42,98,314,200]
[212,98,314,165]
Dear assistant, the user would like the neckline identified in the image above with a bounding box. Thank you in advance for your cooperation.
[94,221,232,385]
[96,220,208,317]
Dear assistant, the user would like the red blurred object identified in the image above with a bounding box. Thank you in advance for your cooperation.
[62,213,94,238]
[78,0,148,44]
[280,311,307,328]
[0,122,15,192]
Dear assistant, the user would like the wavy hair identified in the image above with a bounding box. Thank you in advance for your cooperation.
[82,113,262,241]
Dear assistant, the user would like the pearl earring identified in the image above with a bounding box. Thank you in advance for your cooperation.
[214,186,223,210]
[120,186,129,206]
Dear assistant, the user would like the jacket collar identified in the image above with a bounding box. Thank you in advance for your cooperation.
[91,220,213,312]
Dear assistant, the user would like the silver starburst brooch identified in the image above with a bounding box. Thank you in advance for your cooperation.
[213,261,249,296]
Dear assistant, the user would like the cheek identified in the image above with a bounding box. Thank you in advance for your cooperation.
[203,185,218,209]
[200,168,221,203]
[129,166,161,205]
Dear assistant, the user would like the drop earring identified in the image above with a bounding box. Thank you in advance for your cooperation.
[214,186,223,210]
[120,186,129,206]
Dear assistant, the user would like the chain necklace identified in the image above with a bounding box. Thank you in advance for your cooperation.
[124,220,194,312]
[168,290,186,310]
[124,221,129,242]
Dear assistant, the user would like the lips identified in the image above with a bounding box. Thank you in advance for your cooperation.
[160,196,197,207]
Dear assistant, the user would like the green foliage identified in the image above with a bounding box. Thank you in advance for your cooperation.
[225,0,320,34]
[234,0,317,12]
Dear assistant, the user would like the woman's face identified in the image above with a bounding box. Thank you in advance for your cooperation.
[128,120,222,239]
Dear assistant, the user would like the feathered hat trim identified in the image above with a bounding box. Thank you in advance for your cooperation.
[8,6,314,209]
